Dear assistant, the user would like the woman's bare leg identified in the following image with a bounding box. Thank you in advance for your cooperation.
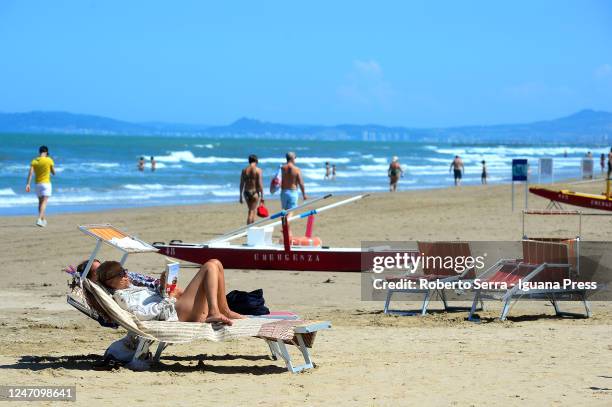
[208,259,244,319]
[246,196,259,224]
[175,261,231,324]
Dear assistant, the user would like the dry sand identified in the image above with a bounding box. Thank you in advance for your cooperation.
[1,180,611,406]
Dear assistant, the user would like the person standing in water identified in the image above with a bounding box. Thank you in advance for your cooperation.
[332,164,336,180]
[150,156,156,172]
[25,145,55,227]
[280,152,307,210]
[239,154,264,224]
[388,156,403,192]
[450,155,465,186]
[481,160,487,184]
[138,157,145,172]
[324,162,331,179]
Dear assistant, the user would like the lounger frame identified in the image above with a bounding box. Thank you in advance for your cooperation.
[120,323,330,373]
[384,241,482,316]
[468,239,591,321]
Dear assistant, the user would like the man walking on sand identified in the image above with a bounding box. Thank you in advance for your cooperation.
[281,152,307,210]
[25,145,55,227]
[449,155,465,186]
[239,154,264,224]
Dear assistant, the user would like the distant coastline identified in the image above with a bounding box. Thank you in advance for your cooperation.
[1,109,611,144]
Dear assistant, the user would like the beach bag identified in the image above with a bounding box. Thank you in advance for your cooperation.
[257,200,269,218]
[226,289,270,316]
[269,165,282,194]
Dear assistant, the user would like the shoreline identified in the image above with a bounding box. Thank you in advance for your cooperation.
[3,173,609,218]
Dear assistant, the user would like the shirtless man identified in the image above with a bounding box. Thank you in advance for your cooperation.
[280,152,307,210]
[449,155,465,186]
[239,154,264,224]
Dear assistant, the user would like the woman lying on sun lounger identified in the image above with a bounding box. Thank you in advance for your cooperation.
[95,259,243,325]
[76,259,184,299]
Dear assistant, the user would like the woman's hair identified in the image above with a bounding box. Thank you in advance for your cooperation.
[76,259,99,277]
[97,261,124,287]
[248,154,258,164]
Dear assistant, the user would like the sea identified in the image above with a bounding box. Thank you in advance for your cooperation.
[0,133,609,216]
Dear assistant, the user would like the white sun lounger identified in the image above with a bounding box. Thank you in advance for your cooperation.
[66,224,331,373]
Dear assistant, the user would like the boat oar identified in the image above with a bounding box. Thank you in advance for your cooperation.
[206,193,332,244]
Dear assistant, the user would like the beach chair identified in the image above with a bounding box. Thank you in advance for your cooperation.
[383,241,480,315]
[66,224,331,373]
[468,238,591,321]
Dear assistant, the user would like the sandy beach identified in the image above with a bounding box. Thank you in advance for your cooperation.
[1,180,611,406]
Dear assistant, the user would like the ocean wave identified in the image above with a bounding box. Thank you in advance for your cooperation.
[435,146,605,157]
[302,168,383,180]
[258,157,352,165]
[155,151,244,164]
[0,188,16,196]
[122,183,229,191]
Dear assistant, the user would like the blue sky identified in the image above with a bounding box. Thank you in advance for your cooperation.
[0,0,611,127]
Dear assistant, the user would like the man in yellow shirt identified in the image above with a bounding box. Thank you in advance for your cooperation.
[25,145,55,227]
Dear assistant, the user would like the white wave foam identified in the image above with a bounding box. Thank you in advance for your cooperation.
[0,188,16,196]
[435,146,604,157]
[211,190,239,197]
[258,157,351,165]
[86,162,120,169]
[122,183,229,191]
[155,151,244,164]
[355,165,389,172]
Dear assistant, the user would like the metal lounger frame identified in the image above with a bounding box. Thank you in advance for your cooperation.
[467,258,591,321]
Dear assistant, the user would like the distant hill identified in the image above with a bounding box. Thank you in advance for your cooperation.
[0,109,611,144]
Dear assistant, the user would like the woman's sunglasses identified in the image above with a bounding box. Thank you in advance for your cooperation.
[103,268,128,282]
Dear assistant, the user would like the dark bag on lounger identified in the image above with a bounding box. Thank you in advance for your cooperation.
[226,289,270,316]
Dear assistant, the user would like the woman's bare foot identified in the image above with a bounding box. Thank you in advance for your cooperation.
[226,310,245,319]
[205,312,233,325]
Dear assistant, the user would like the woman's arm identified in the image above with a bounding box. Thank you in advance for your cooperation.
[239,170,245,203]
